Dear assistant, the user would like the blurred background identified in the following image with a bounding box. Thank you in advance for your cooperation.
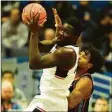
[1,1,112,112]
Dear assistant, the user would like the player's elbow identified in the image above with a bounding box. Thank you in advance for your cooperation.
[68,97,75,109]
[68,91,84,109]
[29,63,35,70]
[68,102,75,109]
[29,63,40,70]
[29,62,36,70]
[29,59,40,70]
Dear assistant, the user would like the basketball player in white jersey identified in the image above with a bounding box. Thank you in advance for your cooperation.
[25,8,83,111]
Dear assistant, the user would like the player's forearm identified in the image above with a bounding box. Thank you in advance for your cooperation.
[39,38,57,53]
[29,32,41,69]
[28,31,56,53]
[55,26,60,38]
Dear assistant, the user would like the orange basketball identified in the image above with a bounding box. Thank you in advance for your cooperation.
[22,3,47,25]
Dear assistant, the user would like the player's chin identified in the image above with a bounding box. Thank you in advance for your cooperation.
[57,38,61,42]
[56,38,63,44]
[56,40,62,45]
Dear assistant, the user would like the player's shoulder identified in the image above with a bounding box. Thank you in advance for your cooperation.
[54,47,76,59]
[56,47,76,55]
[78,75,93,87]
[54,47,77,68]
[80,74,92,82]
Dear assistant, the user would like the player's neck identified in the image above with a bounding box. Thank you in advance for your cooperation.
[57,42,75,47]
[76,68,88,78]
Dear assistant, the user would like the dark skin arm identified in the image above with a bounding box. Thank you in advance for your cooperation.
[25,12,76,70]
[68,77,92,109]
[38,38,57,53]
[28,31,57,53]
[29,32,76,70]
[38,8,63,53]
[27,8,62,53]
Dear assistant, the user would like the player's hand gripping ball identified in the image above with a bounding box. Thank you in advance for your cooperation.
[22,3,47,26]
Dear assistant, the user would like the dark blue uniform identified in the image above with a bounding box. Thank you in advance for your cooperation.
[68,73,94,112]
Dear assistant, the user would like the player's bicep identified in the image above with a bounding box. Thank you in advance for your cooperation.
[29,53,57,69]
[68,77,92,109]
[37,53,58,69]
[68,89,84,109]
[75,77,92,97]
[38,40,54,53]
[30,47,76,70]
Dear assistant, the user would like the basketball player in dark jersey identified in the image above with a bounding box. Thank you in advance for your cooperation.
[68,44,104,112]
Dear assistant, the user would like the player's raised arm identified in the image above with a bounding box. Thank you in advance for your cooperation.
[37,8,63,53]
[29,46,76,70]
[52,8,63,38]
[28,31,57,53]
[27,8,63,53]
[26,12,76,70]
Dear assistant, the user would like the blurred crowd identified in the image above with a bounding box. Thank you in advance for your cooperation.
[1,1,112,68]
[1,1,112,112]
[1,71,27,111]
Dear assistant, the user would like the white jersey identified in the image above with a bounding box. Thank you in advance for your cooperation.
[26,45,79,111]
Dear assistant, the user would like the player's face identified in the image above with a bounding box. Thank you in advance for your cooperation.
[78,50,92,69]
[57,23,74,42]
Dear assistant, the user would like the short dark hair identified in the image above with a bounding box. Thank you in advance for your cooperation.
[2,70,14,78]
[81,44,104,73]
[64,17,83,36]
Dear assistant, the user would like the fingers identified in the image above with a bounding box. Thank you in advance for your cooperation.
[22,13,30,25]
[31,9,35,23]
[23,10,41,26]
[40,19,47,27]
[33,9,40,23]
[52,8,62,26]
[53,8,58,15]
[26,13,31,24]
[52,8,58,17]
[52,8,58,24]
[52,8,57,22]
[56,14,62,26]
[52,8,56,14]
[52,8,55,15]
[22,13,28,25]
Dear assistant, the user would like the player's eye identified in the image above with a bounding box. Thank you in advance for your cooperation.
[84,56,87,59]
[84,50,89,55]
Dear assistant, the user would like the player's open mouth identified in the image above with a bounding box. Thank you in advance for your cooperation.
[57,38,61,41]
[57,35,64,41]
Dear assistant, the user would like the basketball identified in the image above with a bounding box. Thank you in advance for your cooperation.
[22,3,47,25]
